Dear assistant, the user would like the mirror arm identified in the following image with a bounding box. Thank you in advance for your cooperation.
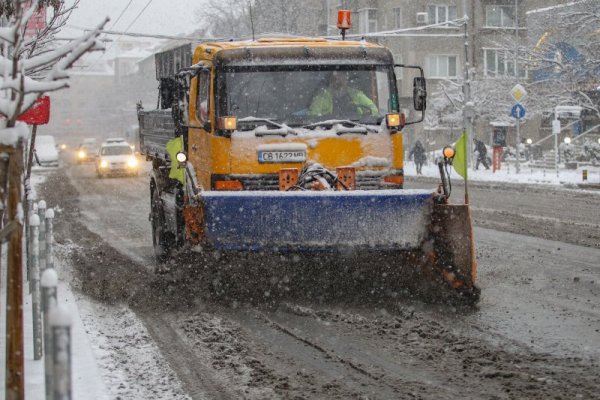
[393,64,426,127]
[394,64,424,76]
[177,63,208,78]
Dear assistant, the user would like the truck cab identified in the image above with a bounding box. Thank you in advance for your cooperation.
[140,38,426,192]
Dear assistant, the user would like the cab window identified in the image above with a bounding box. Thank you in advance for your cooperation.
[196,69,210,126]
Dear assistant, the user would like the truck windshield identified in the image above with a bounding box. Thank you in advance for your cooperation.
[217,66,396,128]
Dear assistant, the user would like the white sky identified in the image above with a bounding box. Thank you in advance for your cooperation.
[62,0,208,38]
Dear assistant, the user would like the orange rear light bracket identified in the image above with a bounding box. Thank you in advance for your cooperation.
[214,180,243,191]
[279,168,299,191]
[183,205,204,244]
[336,167,356,190]
[384,175,404,186]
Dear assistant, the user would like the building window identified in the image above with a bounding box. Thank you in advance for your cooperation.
[486,5,515,27]
[426,55,458,78]
[392,7,402,29]
[358,8,378,33]
[428,5,457,24]
[483,48,527,78]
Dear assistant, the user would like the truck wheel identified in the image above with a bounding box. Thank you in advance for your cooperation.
[151,190,174,263]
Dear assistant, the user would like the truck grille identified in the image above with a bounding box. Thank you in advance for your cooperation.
[212,170,404,191]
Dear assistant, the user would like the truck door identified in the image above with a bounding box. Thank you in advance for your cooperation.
[189,66,214,189]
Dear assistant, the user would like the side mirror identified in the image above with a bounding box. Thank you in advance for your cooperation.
[413,77,427,111]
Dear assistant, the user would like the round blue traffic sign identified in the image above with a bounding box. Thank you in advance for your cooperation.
[511,103,526,119]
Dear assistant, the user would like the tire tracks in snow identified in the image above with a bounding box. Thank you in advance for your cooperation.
[140,312,237,400]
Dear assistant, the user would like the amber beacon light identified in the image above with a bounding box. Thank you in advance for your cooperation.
[443,146,456,160]
[386,113,405,131]
[337,10,351,40]
[218,116,238,132]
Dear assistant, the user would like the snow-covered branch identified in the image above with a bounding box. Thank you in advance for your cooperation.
[0,0,109,128]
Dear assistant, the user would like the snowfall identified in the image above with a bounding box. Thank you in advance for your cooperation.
[0,160,599,400]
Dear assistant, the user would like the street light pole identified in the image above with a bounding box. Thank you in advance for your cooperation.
[514,0,521,174]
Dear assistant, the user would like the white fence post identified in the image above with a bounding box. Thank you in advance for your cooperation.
[41,268,58,400]
[29,201,38,294]
[45,208,55,270]
[38,200,47,272]
[29,214,43,360]
[49,304,72,400]
[25,186,33,286]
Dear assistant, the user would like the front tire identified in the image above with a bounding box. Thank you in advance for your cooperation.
[151,189,175,263]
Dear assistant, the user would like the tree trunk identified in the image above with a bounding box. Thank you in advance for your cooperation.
[4,142,24,400]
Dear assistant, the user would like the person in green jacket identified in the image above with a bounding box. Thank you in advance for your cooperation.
[309,71,379,118]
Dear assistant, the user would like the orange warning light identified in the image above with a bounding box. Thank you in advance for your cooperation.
[337,10,352,30]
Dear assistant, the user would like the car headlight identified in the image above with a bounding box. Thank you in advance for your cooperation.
[78,151,86,158]
[127,157,138,168]
[100,160,108,168]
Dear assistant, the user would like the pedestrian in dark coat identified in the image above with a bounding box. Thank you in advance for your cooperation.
[473,139,490,170]
[409,140,426,174]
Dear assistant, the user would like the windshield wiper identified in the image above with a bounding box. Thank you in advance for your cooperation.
[237,116,298,136]
[302,119,378,134]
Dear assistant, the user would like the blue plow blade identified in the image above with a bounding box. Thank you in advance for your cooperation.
[201,189,434,252]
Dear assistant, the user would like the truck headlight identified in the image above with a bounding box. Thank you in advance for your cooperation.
[78,150,86,159]
[100,160,108,168]
[127,157,138,168]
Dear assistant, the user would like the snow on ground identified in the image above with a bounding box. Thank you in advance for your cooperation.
[0,246,107,400]
[73,293,190,400]
[0,171,189,400]
[26,172,47,199]
[405,160,600,187]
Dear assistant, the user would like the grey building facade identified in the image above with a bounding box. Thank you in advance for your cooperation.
[327,0,568,150]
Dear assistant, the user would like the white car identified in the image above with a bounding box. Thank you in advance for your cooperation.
[34,135,59,167]
[96,142,139,178]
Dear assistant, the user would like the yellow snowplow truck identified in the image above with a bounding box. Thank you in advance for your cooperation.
[137,38,479,301]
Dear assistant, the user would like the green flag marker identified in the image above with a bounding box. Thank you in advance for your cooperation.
[166,136,186,184]
[453,132,468,180]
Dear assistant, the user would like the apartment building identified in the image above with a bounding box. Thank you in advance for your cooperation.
[328,0,567,149]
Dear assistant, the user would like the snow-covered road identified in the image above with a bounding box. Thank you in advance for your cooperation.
[36,159,600,399]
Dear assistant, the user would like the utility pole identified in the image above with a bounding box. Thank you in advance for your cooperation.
[462,0,474,169]
[514,0,521,174]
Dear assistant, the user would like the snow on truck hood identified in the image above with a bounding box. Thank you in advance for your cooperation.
[230,125,395,171]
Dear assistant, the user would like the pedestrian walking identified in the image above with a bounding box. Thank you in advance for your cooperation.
[409,140,426,175]
[473,139,490,170]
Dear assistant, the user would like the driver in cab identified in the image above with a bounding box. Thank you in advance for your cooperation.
[309,70,379,118]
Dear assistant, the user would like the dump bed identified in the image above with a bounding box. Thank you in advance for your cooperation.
[138,109,176,160]
[138,43,194,160]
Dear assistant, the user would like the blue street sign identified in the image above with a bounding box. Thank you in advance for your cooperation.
[511,103,526,119]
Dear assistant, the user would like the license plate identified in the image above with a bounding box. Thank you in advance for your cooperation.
[258,150,306,163]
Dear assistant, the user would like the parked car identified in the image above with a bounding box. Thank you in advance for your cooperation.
[76,138,99,164]
[34,135,59,167]
[96,141,139,178]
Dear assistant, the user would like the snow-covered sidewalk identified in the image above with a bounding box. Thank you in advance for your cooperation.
[0,171,110,399]
[0,263,108,399]
[405,160,600,187]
